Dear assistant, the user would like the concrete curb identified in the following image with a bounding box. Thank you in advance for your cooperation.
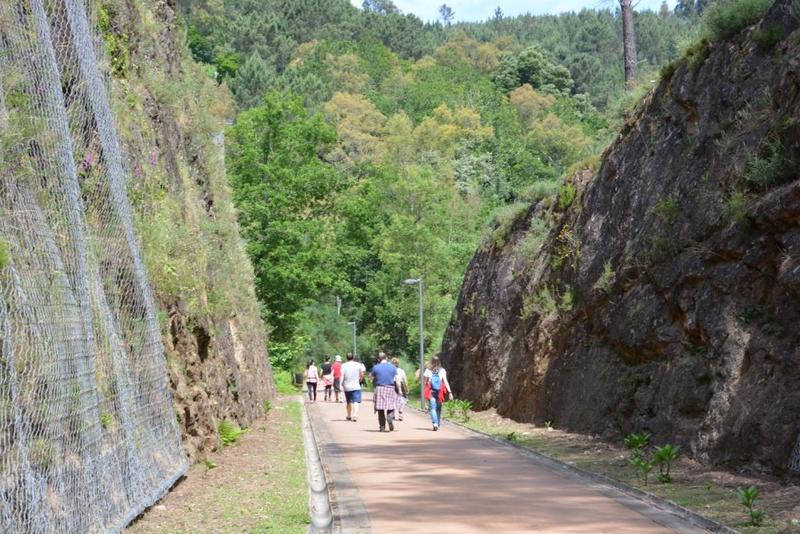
[306,403,371,534]
[300,398,334,533]
[412,406,737,534]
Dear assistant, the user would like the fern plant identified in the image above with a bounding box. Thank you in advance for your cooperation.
[218,420,248,446]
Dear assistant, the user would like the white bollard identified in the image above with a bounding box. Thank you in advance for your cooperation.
[301,398,334,533]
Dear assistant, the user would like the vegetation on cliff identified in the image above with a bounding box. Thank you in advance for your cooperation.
[96,0,274,457]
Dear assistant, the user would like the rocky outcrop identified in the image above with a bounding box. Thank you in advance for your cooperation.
[442,0,800,474]
[101,0,274,459]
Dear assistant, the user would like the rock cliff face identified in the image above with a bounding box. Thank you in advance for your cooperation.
[442,0,800,473]
[100,0,274,459]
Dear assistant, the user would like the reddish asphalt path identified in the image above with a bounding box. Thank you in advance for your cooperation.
[308,394,701,533]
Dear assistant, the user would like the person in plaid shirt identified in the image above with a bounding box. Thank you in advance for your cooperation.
[371,352,398,432]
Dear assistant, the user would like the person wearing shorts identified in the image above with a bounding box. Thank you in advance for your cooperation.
[341,352,364,421]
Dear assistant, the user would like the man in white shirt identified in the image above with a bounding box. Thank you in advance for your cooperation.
[341,352,365,422]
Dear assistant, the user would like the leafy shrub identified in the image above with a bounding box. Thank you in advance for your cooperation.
[518,180,560,202]
[516,218,550,261]
[263,399,273,414]
[522,286,557,319]
[726,190,748,221]
[743,135,794,190]
[445,400,458,419]
[100,412,114,430]
[444,398,472,421]
[274,370,300,395]
[660,59,681,80]
[737,485,765,526]
[593,261,615,293]
[482,202,530,249]
[202,458,217,470]
[703,0,773,42]
[455,399,472,421]
[684,39,711,70]
[218,420,248,446]
[506,431,519,442]
[653,444,681,483]
[558,183,577,210]
[558,287,574,312]
[653,197,679,224]
[753,25,785,48]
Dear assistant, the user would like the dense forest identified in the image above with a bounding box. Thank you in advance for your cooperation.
[179,0,705,370]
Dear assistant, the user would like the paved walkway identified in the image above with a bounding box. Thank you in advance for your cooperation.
[308,394,705,533]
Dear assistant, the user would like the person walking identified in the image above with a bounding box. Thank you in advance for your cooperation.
[332,355,343,403]
[305,359,319,403]
[321,355,334,402]
[391,357,408,421]
[423,355,452,431]
[341,352,364,422]
[371,352,397,432]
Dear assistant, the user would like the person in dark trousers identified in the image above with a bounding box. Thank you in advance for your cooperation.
[371,352,398,432]
[304,359,318,402]
[321,355,333,401]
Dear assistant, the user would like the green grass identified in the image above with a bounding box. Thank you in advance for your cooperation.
[274,370,301,395]
[703,0,773,42]
[250,401,308,533]
[0,239,9,269]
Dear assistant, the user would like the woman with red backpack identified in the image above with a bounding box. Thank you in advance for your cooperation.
[423,356,453,431]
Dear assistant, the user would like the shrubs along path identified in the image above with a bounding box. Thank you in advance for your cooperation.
[128,399,308,533]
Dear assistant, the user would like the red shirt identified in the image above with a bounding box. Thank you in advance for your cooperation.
[332,361,342,378]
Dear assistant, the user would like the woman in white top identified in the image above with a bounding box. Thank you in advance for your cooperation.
[423,356,453,431]
[304,359,319,402]
[391,358,408,421]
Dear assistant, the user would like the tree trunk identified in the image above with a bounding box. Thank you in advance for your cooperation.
[620,0,637,90]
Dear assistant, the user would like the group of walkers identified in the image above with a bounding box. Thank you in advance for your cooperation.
[304,352,453,432]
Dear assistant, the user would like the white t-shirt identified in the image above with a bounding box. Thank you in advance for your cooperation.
[394,367,407,385]
[341,361,364,392]
[424,367,447,388]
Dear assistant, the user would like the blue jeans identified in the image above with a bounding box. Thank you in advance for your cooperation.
[429,392,442,426]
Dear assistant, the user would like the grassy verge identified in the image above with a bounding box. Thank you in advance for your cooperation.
[459,410,799,533]
[128,398,308,533]
[249,401,307,533]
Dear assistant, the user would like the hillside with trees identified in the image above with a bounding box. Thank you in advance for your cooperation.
[179,0,702,371]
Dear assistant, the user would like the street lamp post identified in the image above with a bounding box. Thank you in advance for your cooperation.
[347,321,357,360]
[403,277,425,409]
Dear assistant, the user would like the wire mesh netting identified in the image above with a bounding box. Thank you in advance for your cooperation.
[0,0,188,530]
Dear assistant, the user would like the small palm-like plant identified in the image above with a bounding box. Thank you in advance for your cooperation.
[624,432,651,460]
[444,399,458,419]
[630,456,653,485]
[653,444,680,483]
[737,485,765,526]
[455,399,472,422]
